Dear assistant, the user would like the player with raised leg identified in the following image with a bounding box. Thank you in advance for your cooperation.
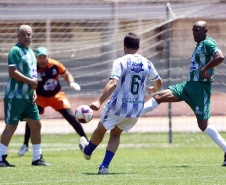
[141,20,226,166]
[78,32,162,174]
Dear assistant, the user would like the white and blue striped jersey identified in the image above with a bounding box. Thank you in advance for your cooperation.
[104,54,160,117]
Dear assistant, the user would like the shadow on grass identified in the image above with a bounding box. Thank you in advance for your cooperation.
[158,165,190,168]
[148,165,190,169]
[83,173,126,175]
[175,165,190,168]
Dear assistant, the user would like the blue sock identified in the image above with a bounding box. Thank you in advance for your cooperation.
[100,150,115,169]
[84,140,97,155]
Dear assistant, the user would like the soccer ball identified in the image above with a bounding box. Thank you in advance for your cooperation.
[75,105,93,124]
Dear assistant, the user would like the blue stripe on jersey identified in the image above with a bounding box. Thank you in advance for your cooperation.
[121,91,128,115]
[147,61,152,70]
[126,108,133,117]
[115,108,121,116]
[141,73,146,84]
[102,113,109,124]
[132,96,139,114]
[121,73,126,87]
[110,92,119,110]
[121,102,127,115]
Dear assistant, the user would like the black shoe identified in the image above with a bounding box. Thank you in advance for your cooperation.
[32,154,51,166]
[0,155,15,167]
[222,153,226,166]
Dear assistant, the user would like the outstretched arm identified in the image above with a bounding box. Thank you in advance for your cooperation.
[61,70,81,91]
[147,78,163,94]
[201,50,224,79]
[90,78,118,111]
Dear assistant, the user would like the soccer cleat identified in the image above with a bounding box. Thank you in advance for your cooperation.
[0,155,15,167]
[98,166,108,174]
[222,153,226,166]
[78,136,91,160]
[18,144,28,156]
[32,154,51,166]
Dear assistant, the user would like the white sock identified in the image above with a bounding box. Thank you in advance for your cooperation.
[0,143,8,161]
[32,144,41,161]
[140,98,159,116]
[204,124,226,153]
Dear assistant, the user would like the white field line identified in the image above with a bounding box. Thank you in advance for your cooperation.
[8,143,218,153]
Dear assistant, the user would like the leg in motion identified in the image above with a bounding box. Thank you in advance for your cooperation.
[79,121,107,160]
[98,126,123,174]
[58,108,88,140]
[141,89,179,116]
[199,119,226,166]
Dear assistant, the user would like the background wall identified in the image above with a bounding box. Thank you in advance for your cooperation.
[0,0,226,132]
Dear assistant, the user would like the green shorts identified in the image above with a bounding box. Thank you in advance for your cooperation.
[4,98,40,125]
[168,81,212,120]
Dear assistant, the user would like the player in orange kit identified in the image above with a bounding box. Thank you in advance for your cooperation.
[18,47,88,156]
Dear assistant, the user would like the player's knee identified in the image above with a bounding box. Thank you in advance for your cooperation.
[4,125,17,136]
[110,126,123,137]
[153,94,161,104]
[29,121,41,132]
[198,120,208,131]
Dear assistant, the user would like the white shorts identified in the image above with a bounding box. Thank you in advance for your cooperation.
[100,108,138,133]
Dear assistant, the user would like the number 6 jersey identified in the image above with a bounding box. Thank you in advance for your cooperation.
[105,54,160,117]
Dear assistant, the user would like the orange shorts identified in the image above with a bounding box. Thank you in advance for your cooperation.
[36,91,71,114]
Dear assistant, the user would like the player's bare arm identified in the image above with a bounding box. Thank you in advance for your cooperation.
[90,78,118,111]
[147,78,162,94]
[61,70,74,84]
[61,70,81,90]
[201,50,224,79]
[8,66,38,89]
[32,91,37,105]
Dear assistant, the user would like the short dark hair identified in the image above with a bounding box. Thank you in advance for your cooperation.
[124,32,140,50]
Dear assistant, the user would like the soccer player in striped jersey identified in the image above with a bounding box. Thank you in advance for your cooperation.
[141,21,226,166]
[79,32,162,174]
[18,47,88,156]
[0,25,50,167]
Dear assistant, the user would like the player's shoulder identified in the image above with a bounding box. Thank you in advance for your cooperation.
[48,58,63,66]
[48,58,59,64]
[135,54,152,65]
[203,37,217,46]
[9,44,21,53]
[113,56,124,65]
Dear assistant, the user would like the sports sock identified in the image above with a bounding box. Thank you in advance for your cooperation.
[204,124,226,153]
[100,150,115,169]
[0,143,8,161]
[140,97,159,116]
[85,140,98,155]
[32,144,41,161]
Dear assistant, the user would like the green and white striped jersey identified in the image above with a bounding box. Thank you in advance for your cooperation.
[188,37,220,83]
[4,43,37,99]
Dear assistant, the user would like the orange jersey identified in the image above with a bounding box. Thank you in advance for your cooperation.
[36,58,66,97]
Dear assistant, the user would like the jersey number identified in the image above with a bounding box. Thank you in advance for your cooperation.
[131,75,141,95]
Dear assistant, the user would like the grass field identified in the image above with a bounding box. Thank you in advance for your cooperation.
[1,132,226,185]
